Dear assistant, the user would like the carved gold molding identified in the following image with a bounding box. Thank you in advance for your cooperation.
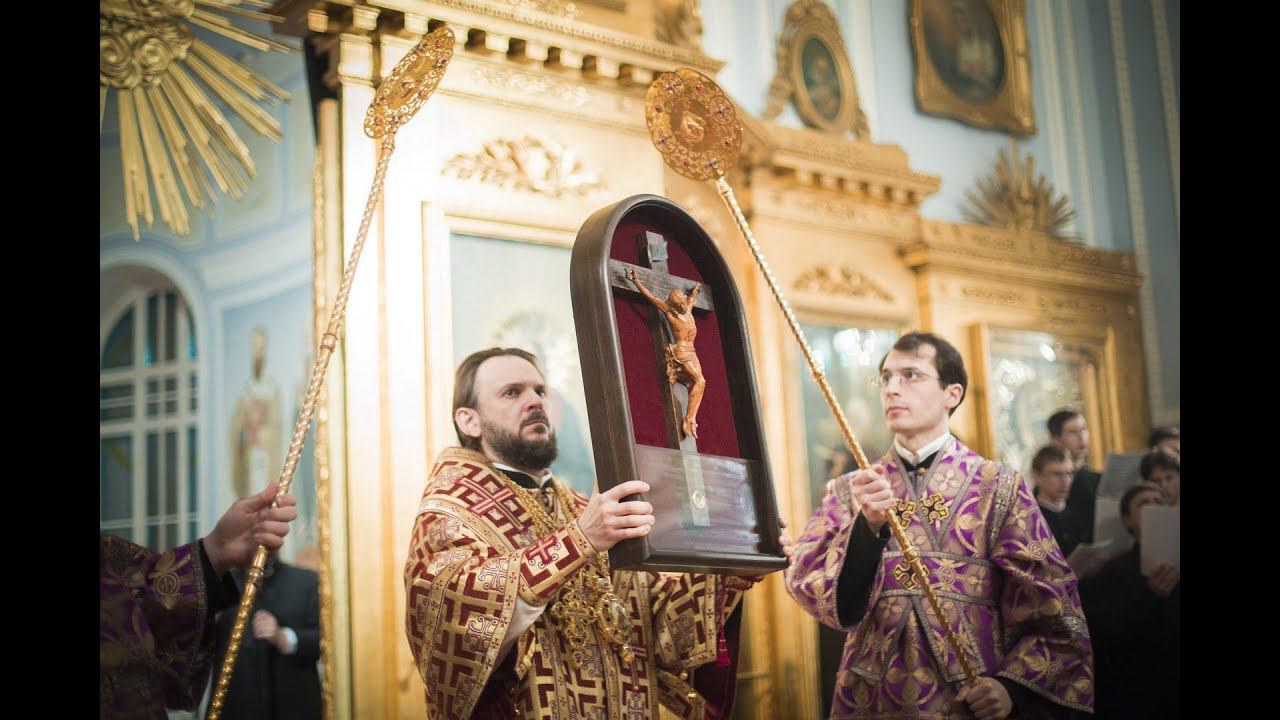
[958,283,1025,307]
[443,136,606,197]
[310,141,335,720]
[912,220,1139,288]
[794,265,893,302]
[749,188,921,250]
[736,111,942,216]
[468,64,591,107]
[496,0,583,20]
[272,0,724,77]
[1037,294,1107,317]
[944,280,1115,323]
[764,0,868,138]
[312,96,350,720]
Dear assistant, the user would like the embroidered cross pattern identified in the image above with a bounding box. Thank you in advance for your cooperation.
[526,538,560,569]
[922,493,949,523]
[892,498,917,523]
[893,561,917,590]
[467,484,513,516]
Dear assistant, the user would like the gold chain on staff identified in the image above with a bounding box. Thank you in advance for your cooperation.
[206,27,456,720]
[645,67,978,688]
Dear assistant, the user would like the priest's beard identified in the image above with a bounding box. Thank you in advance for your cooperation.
[482,413,559,471]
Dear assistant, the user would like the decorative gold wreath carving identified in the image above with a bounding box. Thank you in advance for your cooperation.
[443,136,607,197]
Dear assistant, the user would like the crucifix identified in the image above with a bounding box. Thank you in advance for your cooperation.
[609,230,714,526]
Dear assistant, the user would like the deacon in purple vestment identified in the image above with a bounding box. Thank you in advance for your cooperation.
[100,484,298,719]
[785,332,1093,720]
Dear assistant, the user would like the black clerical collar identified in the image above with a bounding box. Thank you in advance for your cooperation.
[493,463,554,490]
[503,470,540,489]
[900,452,939,475]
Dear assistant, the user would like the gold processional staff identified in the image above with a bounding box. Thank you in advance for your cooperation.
[206,26,457,720]
[642,67,980,688]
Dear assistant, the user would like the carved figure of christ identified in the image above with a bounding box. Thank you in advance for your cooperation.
[624,271,705,444]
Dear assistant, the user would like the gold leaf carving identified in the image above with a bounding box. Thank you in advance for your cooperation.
[1047,242,1104,267]
[794,265,892,302]
[443,136,606,198]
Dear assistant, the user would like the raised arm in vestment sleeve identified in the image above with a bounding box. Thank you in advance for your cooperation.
[784,481,887,631]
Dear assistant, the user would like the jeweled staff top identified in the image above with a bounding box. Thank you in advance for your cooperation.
[643,67,979,687]
[207,26,456,720]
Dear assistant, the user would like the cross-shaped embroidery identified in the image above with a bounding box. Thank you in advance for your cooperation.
[468,485,513,515]
[892,498,917,523]
[527,539,559,569]
[893,561,917,590]
[922,493,949,523]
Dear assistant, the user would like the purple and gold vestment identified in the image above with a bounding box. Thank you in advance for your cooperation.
[101,535,230,719]
[785,439,1094,719]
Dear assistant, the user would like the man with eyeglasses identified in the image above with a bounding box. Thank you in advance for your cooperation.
[786,331,1093,720]
[1048,408,1102,549]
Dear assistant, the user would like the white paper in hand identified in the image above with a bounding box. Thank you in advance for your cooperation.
[1098,452,1145,497]
[1092,495,1133,557]
[1066,539,1114,579]
[1140,505,1180,576]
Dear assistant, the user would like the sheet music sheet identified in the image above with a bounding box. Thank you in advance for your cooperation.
[1097,451,1145,497]
[1140,505,1180,575]
[1091,495,1134,560]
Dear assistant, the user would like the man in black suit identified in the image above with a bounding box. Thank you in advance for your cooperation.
[210,551,322,720]
[1048,408,1100,546]
[1078,482,1179,719]
[1030,445,1090,558]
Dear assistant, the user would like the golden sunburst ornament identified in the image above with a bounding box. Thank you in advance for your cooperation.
[100,0,294,241]
[962,139,1078,241]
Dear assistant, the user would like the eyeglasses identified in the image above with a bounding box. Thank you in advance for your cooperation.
[871,369,938,388]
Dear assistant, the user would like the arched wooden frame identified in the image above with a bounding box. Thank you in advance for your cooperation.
[570,194,787,574]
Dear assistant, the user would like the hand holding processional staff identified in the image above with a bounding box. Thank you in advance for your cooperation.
[206,27,457,720]
[642,67,980,688]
